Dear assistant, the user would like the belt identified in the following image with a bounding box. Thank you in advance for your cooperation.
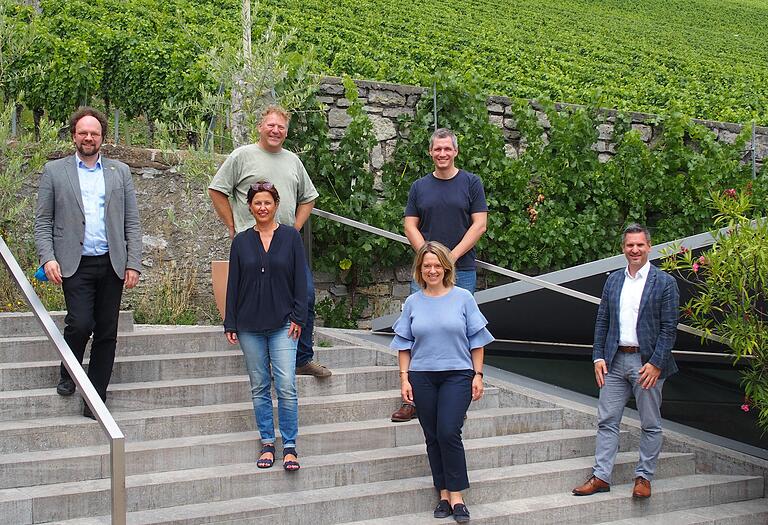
[618,345,639,353]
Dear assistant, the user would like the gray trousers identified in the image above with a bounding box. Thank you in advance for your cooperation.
[593,351,665,484]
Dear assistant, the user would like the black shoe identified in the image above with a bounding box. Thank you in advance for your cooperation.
[452,503,470,523]
[83,405,96,420]
[433,499,452,519]
[56,377,75,396]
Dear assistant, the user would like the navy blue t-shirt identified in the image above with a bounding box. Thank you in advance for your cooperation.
[404,170,488,270]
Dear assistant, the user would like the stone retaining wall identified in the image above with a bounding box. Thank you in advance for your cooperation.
[317,76,768,173]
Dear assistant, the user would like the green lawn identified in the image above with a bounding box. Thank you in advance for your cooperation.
[254,0,768,123]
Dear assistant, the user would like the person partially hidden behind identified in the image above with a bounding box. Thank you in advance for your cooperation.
[572,223,679,499]
[34,106,142,419]
[208,105,330,378]
[391,242,493,522]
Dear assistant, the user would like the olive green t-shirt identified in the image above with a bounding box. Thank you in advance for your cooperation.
[208,144,319,232]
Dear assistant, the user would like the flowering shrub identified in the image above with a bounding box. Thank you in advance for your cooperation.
[662,187,768,433]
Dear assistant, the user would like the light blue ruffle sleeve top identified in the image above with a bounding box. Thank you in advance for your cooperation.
[390,287,494,371]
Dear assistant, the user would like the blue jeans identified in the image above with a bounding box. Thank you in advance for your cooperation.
[238,324,298,448]
[297,262,315,367]
[593,352,665,483]
[409,370,474,491]
[410,269,476,295]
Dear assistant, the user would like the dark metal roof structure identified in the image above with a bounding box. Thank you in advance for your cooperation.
[372,229,730,360]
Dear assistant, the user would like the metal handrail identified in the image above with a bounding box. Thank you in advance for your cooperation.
[310,208,723,344]
[0,236,126,524]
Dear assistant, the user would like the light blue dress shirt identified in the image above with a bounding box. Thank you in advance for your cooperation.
[76,154,109,256]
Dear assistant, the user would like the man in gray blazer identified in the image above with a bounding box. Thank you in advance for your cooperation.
[572,223,679,499]
[34,107,142,418]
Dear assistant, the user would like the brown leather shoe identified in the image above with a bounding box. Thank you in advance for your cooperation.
[572,475,610,496]
[295,361,332,377]
[632,476,651,498]
[391,403,417,422]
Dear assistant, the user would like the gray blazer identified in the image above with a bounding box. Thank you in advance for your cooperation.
[592,264,680,379]
[34,155,142,279]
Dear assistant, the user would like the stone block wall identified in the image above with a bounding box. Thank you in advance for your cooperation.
[317,76,768,173]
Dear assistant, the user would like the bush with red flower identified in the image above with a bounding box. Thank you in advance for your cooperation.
[662,187,768,433]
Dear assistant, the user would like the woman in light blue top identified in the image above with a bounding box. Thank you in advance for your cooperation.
[391,242,494,523]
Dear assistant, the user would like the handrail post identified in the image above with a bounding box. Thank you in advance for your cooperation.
[111,436,127,525]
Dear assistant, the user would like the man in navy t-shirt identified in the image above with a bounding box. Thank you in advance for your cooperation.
[404,128,488,294]
[392,128,489,422]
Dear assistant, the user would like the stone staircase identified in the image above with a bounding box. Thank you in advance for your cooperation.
[1,312,766,524]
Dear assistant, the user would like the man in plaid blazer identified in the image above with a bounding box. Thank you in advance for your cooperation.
[573,223,680,499]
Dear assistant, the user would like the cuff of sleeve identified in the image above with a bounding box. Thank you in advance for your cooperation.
[390,334,413,351]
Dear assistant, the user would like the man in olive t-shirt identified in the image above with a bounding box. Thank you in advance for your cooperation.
[208,106,331,377]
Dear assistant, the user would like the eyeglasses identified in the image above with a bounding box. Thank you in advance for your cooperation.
[250,182,274,192]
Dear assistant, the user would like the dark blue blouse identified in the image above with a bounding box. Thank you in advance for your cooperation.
[224,224,308,333]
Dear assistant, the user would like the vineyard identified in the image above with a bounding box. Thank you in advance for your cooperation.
[256,0,768,124]
[2,0,768,126]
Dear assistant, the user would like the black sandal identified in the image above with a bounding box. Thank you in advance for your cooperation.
[283,447,300,471]
[257,443,275,468]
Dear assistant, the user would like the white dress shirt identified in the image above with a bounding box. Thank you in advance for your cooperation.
[594,260,650,363]
[618,260,651,346]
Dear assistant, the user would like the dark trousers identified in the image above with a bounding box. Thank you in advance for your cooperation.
[296,261,315,367]
[60,254,124,400]
[410,370,474,492]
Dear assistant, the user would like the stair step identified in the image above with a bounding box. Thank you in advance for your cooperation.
[0,407,565,487]
[43,454,704,525]
[0,447,691,524]
[0,388,501,454]
[0,326,383,366]
[0,366,402,419]
[0,328,228,363]
[598,497,768,524]
[347,474,764,525]
[0,311,134,337]
[601,497,768,524]
[0,344,386,390]
[0,352,247,390]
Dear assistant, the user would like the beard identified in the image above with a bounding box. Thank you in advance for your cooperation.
[76,141,101,157]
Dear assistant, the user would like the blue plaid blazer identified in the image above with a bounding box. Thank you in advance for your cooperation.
[592,264,680,379]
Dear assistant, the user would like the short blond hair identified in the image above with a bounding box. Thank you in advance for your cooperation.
[260,105,291,127]
[412,241,456,289]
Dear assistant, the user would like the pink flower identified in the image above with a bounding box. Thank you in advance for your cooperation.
[692,262,699,272]
[679,246,689,254]
[698,255,707,264]
[741,404,750,412]
[724,188,737,198]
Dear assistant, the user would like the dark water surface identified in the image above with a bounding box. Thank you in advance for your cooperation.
[485,351,766,450]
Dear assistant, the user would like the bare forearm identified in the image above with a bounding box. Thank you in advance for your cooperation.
[398,350,411,373]
[403,218,425,252]
[451,214,487,260]
[470,347,484,374]
[208,189,236,237]
[294,201,315,231]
